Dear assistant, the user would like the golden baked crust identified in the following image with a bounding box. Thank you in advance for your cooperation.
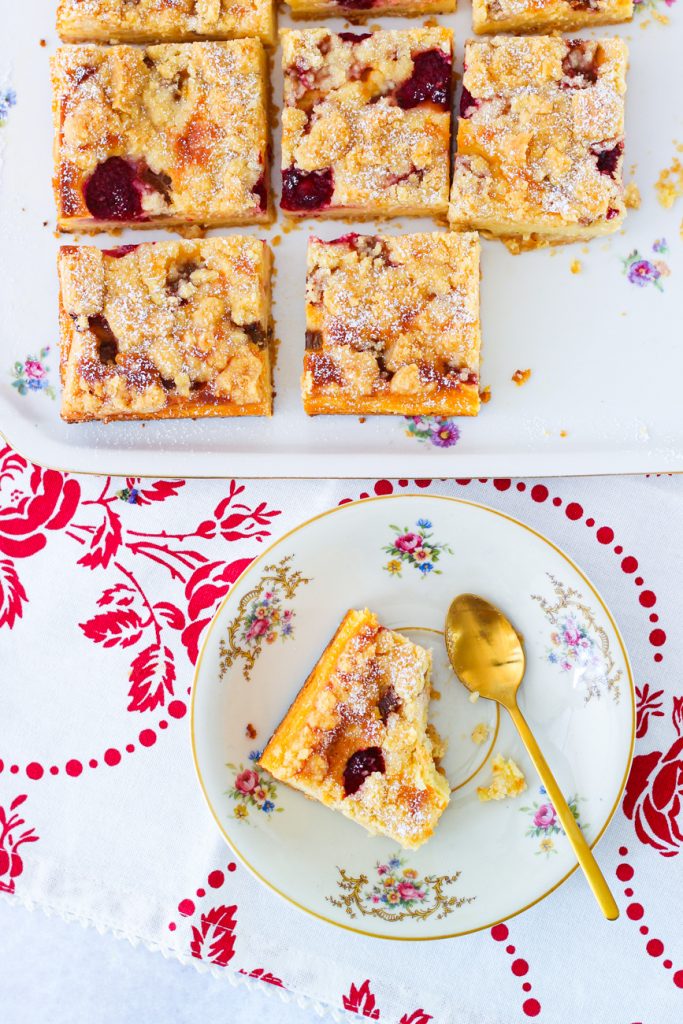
[51,41,270,232]
[449,36,628,251]
[281,28,452,219]
[302,231,480,416]
[58,238,272,422]
[260,610,450,849]
[56,0,275,46]
[288,0,454,17]
[472,0,632,34]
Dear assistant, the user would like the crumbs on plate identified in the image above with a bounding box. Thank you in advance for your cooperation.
[477,755,527,802]
[655,155,683,209]
[471,723,490,745]
[570,259,582,275]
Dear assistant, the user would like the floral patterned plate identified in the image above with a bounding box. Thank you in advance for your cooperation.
[192,495,635,940]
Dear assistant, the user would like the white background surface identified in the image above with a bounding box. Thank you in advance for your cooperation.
[0,899,310,1024]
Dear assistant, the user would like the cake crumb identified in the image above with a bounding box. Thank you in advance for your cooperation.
[431,688,441,701]
[245,723,257,740]
[477,755,527,802]
[624,182,641,209]
[358,416,366,424]
[570,259,582,275]
[39,38,47,47]
[479,385,491,404]
[271,235,281,247]
[655,158,683,209]
[471,723,490,745]
[560,429,568,438]
[512,369,532,386]
[468,690,480,704]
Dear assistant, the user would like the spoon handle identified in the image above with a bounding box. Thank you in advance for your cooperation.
[508,702,619,921]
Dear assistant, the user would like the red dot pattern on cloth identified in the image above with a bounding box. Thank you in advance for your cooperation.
[178,899,195,917]
[531,484,548,502]
[139,729,156,747]
[168,700,187,719]
[640,590,656,607]
[374,480,393,495]
[649,629,666,647]
[565,502,583,520]
[490,926,541,1016]
[597,526,614,544]
[104,748,121,767]
[26,762,43,780]
[208,870,225,889]
[66,759,83,777]
[616,851,681,985]
[621,556,638,574]
[494,479,512,491]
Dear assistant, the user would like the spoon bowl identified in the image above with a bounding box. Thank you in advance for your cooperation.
[444,592,619,922]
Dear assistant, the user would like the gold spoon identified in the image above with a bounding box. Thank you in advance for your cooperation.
[445,593,619,921]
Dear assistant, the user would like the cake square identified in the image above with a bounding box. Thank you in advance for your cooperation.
[302,231,481,416]
[51,41,270,232]
[280,28,452,219]
[472,0,632,34]
[287,0,454,19]
[449,36,628,251]
[58,238,272,422]
[259,609,450,850]
[56,0,275,47]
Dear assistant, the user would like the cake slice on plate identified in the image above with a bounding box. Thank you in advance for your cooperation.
[259,609,450,849]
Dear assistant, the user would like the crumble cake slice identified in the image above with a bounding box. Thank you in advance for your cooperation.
[287,0,454,19]
[259,609,450,850]
[449,36,628,252]
[472,0,632,34]
[58,238,272,422]
[51,41,270,232]
[302,231,480,416]
[281,28,452,219]
[56,0,275,47]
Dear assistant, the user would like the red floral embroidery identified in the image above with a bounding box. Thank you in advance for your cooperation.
[0,794,39,895]
[343,980,380,1019]
[0,446,80,626]
[238,967,284,987]
[624,697,683,856]
[194,482,280,543]
[190,904,237,967]
[636,683,665,738]
[181,557,253,664]
[399,1012,433,1024]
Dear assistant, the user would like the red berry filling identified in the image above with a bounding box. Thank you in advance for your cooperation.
[337,0,374,8]
[378,686,401,724]
[84,157,143,221]
[84,157,172,221]
[338,32,373,43]
[88,315,119,364]
[252,173,268,212]
[592,141,623,179]
[102,244,140,258]
[561,41,599,88]
[395,49,452,111]
[606,206,620,220]
[343,747,386,796]
[281,167,334,212]
[459,86,479,119]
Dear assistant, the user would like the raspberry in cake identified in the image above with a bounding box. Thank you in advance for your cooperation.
[51,41,270,232]
[58,238,272,422]
[286,0,454,19]
[56,0,275,47]
[472,0,632,34]
[449,36,628,251]
[302,231,480,416]
[281,28,453,219]
[259,609,450,849]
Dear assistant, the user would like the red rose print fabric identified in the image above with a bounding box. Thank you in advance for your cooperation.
[1,444,681,1023]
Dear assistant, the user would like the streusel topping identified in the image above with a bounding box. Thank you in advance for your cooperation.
[281,28,452,215]
[450,36,627,234]
[59,238,271,418]
[52,41,268,225]
[57,0,274,45]
[304,231,480,402]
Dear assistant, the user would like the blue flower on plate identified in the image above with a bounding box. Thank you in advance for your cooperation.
[417,562,434,574]
[248,749,262,761]
[261,800,275,813]
[417,518,432,529]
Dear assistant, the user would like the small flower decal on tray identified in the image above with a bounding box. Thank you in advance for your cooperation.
[622,240,671,291]
[532,574,622,703]
[328,854,474,922]
[219,555,311,682]
[226,751,283,821]
[0,87,16,127]
[10,347,56,399]
[383,520,453,578]
[634,0,678,17]
[520,786,587,858]
[405,416,461,448]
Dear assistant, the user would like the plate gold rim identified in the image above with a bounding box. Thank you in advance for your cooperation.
[190,492,636,942]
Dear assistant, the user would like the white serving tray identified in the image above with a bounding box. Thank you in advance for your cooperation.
[1,4,681,478]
